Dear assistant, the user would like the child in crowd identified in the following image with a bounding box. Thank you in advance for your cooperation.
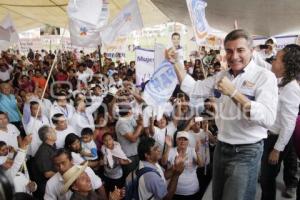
[81,127,98,161]
[101,133,131,193]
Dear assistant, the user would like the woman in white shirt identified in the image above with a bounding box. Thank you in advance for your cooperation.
[260,44,300,200]
[161,131,203,199]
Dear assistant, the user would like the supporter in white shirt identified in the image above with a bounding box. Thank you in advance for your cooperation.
[23,101,50,156]
[70,98,101,136]
[161,131,203,198]
[169,29,278,200]
[51,113,75,149]
[50,93,75,124]
[149,114,177,155]
[0,111,20,150]
[260,44,300,200]
[32,87,53,120]
[0,58,13,82]
[44,149,106,200]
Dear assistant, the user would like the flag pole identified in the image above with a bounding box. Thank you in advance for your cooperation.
[98,43,102,73]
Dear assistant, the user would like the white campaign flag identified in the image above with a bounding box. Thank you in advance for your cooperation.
[68,18,102,48]
[67,0,103,28]
[101,0,143,44]
[186,0,210,45]
[0,14,19,42]
[67,0,108,47]
[154,43,165,69]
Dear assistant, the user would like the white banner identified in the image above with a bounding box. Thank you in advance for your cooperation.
[0,14,19,43]
[67,0,103,28]
[68,18,101,48]
[154,43,165,69]
[101,0,143,44]
[135,48,155,87]
[186,0,210,45]
[142,61,178,106]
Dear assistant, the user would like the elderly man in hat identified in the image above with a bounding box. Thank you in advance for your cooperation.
[62,161,122,200]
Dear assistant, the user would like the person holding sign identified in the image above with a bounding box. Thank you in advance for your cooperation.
[167,29,278,200]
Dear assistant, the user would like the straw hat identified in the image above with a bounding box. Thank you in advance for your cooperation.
[61,161,88,194]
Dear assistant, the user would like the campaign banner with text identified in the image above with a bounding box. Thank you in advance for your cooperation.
[142,60,178,106]
[135,48,155,87]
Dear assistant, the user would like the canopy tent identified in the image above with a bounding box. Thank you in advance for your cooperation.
[152,0,300,36]
[0,0,170,32]
[0,0,300,36]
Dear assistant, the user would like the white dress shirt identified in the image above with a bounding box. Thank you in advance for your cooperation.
[181,59,278,144]
[24,115,50,156]
[55,126,76,149]
[70,101,101,136]
[50,102,75,123]
[0,123,20,150]
[44,166,102,200]
[269,79,300,151]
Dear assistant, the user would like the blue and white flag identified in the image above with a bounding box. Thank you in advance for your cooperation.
[101,0,143,44]
[142,61,178,106]
[186,0,210,45]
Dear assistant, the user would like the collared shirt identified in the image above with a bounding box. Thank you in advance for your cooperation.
[55,126,76,149]
[24,115,50,156]
[44,167,103,200]
[0,123,20,149]
[181,59,278,144]
[50,102,75,123]
[0,93,21,122]
[70,101,101,136]
[269,79,300,151]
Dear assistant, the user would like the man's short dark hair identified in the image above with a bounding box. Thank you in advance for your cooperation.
[0,111,7,117]
[138,137,156,161]
[0,141,6,148]
[224,29,253,47]
[52,148,72,161]
[172,32,180,39]
[51,113,64,124]
[30,101,39,108]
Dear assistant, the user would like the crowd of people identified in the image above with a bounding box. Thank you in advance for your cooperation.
[0,29,299,200]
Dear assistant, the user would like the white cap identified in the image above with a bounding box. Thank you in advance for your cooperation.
[176,131,189,140]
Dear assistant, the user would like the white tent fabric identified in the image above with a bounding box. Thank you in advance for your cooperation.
[0,0,169,32]
[0,0,300,36]
[151,0,300,36]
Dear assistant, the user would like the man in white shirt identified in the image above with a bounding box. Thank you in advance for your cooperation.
[52,113,76,149]
[44,149,107,200]
[0,111,20,150]
[0,58,13,82]
[168,29,278,200]
[23,101,50,156]
[70,98,102,136]
[50,92,75,123]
